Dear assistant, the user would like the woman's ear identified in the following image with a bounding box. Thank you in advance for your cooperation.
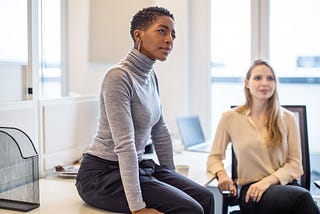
[134,29,142,43]
[134,29,143,51]
[245,79,249,89]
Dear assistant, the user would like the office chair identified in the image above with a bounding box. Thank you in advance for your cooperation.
[208,105,310,214]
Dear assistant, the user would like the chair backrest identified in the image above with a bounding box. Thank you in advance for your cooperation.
[230,105,310,190]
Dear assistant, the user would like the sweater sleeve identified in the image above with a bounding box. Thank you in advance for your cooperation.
[103,69,146,211]
[151,113,175,169]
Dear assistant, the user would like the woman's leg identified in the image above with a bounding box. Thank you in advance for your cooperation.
[238,182,320,214]
[143,162,214,214]
[76,156,214,214]
[76,154,131,213]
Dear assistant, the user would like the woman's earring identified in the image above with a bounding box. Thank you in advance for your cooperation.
[138,41,142,52]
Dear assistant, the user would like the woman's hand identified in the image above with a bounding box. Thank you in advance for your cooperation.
[217,170,237,197]
[132,208,164,214]
[245,175,279,203]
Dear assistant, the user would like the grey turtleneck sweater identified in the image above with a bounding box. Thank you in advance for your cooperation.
[87,48,174,211]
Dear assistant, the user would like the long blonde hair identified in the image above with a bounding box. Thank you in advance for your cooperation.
[236,59,282,146]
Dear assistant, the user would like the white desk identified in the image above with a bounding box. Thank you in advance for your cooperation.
[0,150,220,214]
[144,150,216,185]
[0,179,119,214]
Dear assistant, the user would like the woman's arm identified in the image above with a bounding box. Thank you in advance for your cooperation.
[151,113,174,169]
[103,69,146,211]
[207,112,231,177]
[207,112,235,195]
[216,170,237,196]
[272,110,303,185]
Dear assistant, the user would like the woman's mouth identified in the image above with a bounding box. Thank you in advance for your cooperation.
[260,89,269,94]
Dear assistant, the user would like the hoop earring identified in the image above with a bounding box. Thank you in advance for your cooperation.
[138,41,142,52]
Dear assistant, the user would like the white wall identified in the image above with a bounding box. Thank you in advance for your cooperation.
[67,0,211,139]
[67,0,107,96]
[39,96,99,172]
[88,0,154,63]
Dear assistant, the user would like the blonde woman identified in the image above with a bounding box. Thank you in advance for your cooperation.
[207,60,319,214]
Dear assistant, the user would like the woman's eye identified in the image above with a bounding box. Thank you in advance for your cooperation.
[254,76,261,80]
[158,29,166,34]
[267,76,275,81]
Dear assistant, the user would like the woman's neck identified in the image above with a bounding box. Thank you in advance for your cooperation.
[250,101,268,129]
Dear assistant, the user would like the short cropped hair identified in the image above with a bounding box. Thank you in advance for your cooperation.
[130,6,174,42]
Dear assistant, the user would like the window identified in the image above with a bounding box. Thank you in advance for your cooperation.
[269,0,320,78]
[210,0,251,139]
[0,0,63,101]
[0,0,28,63]
[0,0,28,102]
[39,0,62,98]
[210,0,251,78]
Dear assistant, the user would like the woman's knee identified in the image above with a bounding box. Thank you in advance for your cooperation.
[204,189,215,205]
[180,200,204,214]
[295,189,319,213]
[195,188,214,214]
[296,188,312,202]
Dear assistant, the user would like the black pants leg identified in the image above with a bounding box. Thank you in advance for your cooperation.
[238,181,320,214]
[76,154,214,214]
[140,162,214,214]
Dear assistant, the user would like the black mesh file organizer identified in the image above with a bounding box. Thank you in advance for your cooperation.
[0,127,40,212]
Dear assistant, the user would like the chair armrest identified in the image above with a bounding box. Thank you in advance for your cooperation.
[203,176,217,187]
[204,176,239,205]
[220,190,239,206]
[221,190,234,197]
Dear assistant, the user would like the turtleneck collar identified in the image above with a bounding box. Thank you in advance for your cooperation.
[123,48,156,78]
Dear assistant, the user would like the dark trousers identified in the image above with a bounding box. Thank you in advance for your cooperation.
[238,181,320,214]
[76,153,214,214]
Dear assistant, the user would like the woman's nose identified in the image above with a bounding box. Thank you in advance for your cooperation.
[261,78,268,85]
[165,34,173,44]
